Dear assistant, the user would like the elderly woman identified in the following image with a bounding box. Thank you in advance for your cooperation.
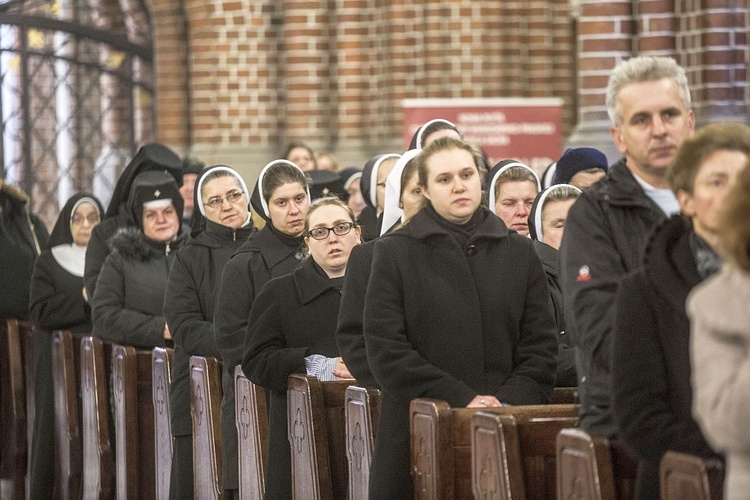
[364,137,557,498]
[243,196,361,499]
[689,151,750,500]
[484,159,541,236]
[164,165,254,499]
[28,192,103,498]
[92,170,186,347]
[612,121,750,499]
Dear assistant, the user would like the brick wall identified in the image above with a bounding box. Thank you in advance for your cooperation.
[148,0,748,175]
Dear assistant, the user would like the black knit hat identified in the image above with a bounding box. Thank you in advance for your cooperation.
[308,169,347,202]
[552,147,608,185]
[127,170,183,229]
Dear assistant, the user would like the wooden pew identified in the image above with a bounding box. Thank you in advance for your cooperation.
[0,319,31,500]
[152,347,173,500]
[80,336,115,498]
[190,355,223,500]
[235,365,269,500]
[556,427,638,500]
[410,399,578,500]
[550,386,578,405]
[344,386,381,500]
[111,344,156,499]
[52,330,83,499]
[660,451,724,500]
[470,410,578,499]
[287,374,353,500]
[22,322,35,485]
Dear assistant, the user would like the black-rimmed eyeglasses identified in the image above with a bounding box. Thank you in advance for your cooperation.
[204,190,244,209]
[307,222,356,240]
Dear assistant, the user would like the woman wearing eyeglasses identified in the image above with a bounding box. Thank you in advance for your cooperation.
[28,192,103,498]
[163,165,254,499]
[242,196,361,500]
[214,159,311,495]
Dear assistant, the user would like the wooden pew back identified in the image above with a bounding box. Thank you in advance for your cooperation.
[235,365,269,500]
[111,345,156,499]
[556,427,638,500]
[152,347,173,500]
[52,330,83,499]
[190,355,223,500]
[471,411,578,500]
[287,374,352,500]
[80,336,115,499]
[410,399,578,500]
[344,386,381,500]
[0,319,31,500]
[660,451,724,500]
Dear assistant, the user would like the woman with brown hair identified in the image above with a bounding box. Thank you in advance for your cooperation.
[363,137,557,498]
[690,162,750,500]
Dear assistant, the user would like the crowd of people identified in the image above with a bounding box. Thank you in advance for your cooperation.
[2,54,749,500]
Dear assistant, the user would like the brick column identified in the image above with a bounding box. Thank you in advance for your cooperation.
[566,0,634,162]
[281,0,333,148]
[636,0,676,55]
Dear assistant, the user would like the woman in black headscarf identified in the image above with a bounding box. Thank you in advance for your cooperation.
[84,143,183,301]
[243,196,361,500]
[214,159,310,495]
[92,170,186,348]
[527,184,582,387]
[358,153,400,241]
[164,165,254,499]
[28,192,103,498]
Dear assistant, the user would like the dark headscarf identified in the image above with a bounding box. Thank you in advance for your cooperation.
[126,171,184,230]
[105,143,183,219]
[308,170,347,202]
[483,159,541,215]
[528,184,581,243]
[47,192,104,248]
[360,153,400,210]
[408,118,460,149]
[250,159,310,223]
[190,165,252,237]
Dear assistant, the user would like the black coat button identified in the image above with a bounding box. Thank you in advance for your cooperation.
[466,245,477,256]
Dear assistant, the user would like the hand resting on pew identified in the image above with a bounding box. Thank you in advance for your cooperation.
[467,395,503,408]
[163,323,171,340]
[333,357,353,379]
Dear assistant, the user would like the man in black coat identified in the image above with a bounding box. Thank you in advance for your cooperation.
[84,143,183,301]
[560,56,695,436]
[611,121,750,499]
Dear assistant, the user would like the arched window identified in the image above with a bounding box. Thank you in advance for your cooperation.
[0,0,154,228]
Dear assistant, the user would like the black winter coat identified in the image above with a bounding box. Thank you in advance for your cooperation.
[559,158,666,436]
[84,213,128,300]
[29,252,92,333]
[214,224,304,489]
[612,216,721,499]
[92,227,185,348]
[242,258,343,500]
[364,206,558,499]
[533,240,576,387]
[336,240,379,388]
[0,185,49,319]
[164,219,254,437]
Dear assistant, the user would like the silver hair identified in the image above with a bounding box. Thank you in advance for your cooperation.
[606,56,691,126]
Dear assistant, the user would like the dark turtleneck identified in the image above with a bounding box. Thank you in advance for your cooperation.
[268,222,304,249]
[311,258,345,291]
[424,203,486,249]
[688,231,722,280]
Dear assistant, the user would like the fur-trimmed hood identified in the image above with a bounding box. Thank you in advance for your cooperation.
[108,226,186,261]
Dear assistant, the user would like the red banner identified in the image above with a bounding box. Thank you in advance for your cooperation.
[402,98,563,175]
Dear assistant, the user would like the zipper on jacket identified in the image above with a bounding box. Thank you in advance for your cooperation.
[165,242,171,256]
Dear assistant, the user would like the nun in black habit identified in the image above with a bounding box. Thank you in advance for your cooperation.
[527,184,582,387]
[164,165,254,499]
[358,153,400,241]
[28,192,103,498]
[213,159,310,493]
